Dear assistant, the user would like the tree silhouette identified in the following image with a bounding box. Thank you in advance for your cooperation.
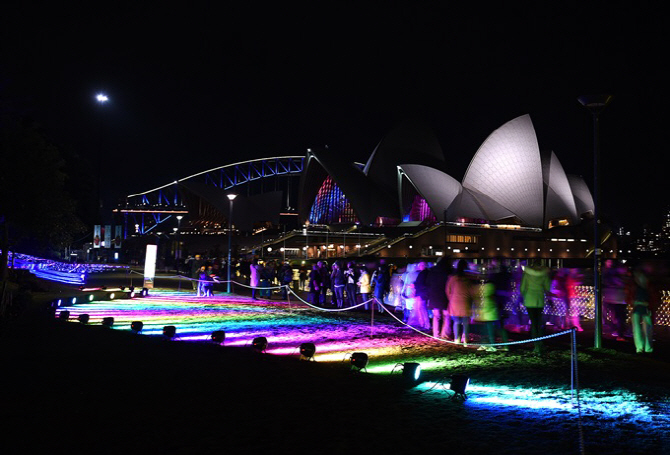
[0,116,85,281]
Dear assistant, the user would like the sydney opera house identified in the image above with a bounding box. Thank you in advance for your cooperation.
[117,114,616,265]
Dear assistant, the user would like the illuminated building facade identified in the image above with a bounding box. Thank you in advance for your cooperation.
[121,115,616,262]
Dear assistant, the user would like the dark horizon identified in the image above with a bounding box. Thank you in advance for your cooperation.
[2,3,667,232]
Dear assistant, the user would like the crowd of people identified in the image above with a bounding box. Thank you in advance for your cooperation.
[394,257,664,355]
[180,252,665,355]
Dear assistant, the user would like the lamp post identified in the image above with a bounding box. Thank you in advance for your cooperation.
[578,94,613,349]
[304,220,309,259]
[226,194,237,293]
[175,215,183,272]
[95,93,109,222]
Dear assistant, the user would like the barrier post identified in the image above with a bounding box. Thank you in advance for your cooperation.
[370,298,375,338]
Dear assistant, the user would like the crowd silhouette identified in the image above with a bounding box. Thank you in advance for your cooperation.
[181,253,666,354]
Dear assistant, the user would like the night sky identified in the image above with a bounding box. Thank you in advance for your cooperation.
[2,2,667,232]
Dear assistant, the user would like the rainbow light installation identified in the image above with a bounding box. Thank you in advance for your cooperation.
[6,250,128,285]
[54,289,670,429]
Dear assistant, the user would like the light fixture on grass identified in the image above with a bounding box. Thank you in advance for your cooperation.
[211,330,226,344]
[101,317,114,327]
[397,362,421,383]
[130,321,144,333]
[163,326,177,339]
[78,313,90,324]
[252,337,268,352]
[58,310,70,321]
[299,342,316,360]
[350,352,369,371]
[449,374,470,400]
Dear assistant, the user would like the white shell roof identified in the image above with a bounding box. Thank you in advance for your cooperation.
[568,174,595,217]
[543,151,578,225]
[462,114,545,227]
[398,164,462,217]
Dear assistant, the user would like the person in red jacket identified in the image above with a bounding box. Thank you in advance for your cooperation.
[446,259,475,346]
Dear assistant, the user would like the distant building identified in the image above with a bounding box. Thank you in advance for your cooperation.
[119,114,617,264]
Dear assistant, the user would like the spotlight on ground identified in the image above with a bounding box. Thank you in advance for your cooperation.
[140,288,149,297]
[401,362,422,383]
[449,374,470,400]
[58,310,70,321]
[78,313,90,324]
[252,337,268,352]
[299,342,316,361]
[163,325,177,339]
[350,352,369,371]
[101,317,114,328]
[70,297,77,305]
[109,292,116,300]
[88,294,95,302]
[130,321,144,333]
[211,330,226,344]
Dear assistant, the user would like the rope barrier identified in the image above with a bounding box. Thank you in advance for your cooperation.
[124,271,586,451]
[287,287,373,312]
[372,296,574,348]
[127,272,573,351]
[130,270,575,349]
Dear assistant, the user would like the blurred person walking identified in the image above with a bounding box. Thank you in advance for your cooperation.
[279,261,293,300]
[358,265,372,309]
[476,278,507,351]
[318,261,331,305]
[372,260,391,313]
[308,264,322,306]
[565,269,584,331]
[602,259,628,340]
[344,261,357,307]
[521,260,551,355]
[249,258,262,300]
[426,258,451,338]
[330,261,345,308]
[631,264,656,354]
[446,259,475,346]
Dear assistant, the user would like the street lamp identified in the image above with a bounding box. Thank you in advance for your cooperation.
[175,215,183,272]
[578,94,613,349]
[304,220,309,259]
[94,92,109,225]
[227,194,238,293]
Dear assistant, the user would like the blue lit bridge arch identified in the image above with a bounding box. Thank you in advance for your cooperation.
[116,156,305,235]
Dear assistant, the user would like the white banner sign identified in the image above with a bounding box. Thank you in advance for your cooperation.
[104,225,112,248]
[93,225,101,249]
[143,244,157,289]
[114,225,123,248]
